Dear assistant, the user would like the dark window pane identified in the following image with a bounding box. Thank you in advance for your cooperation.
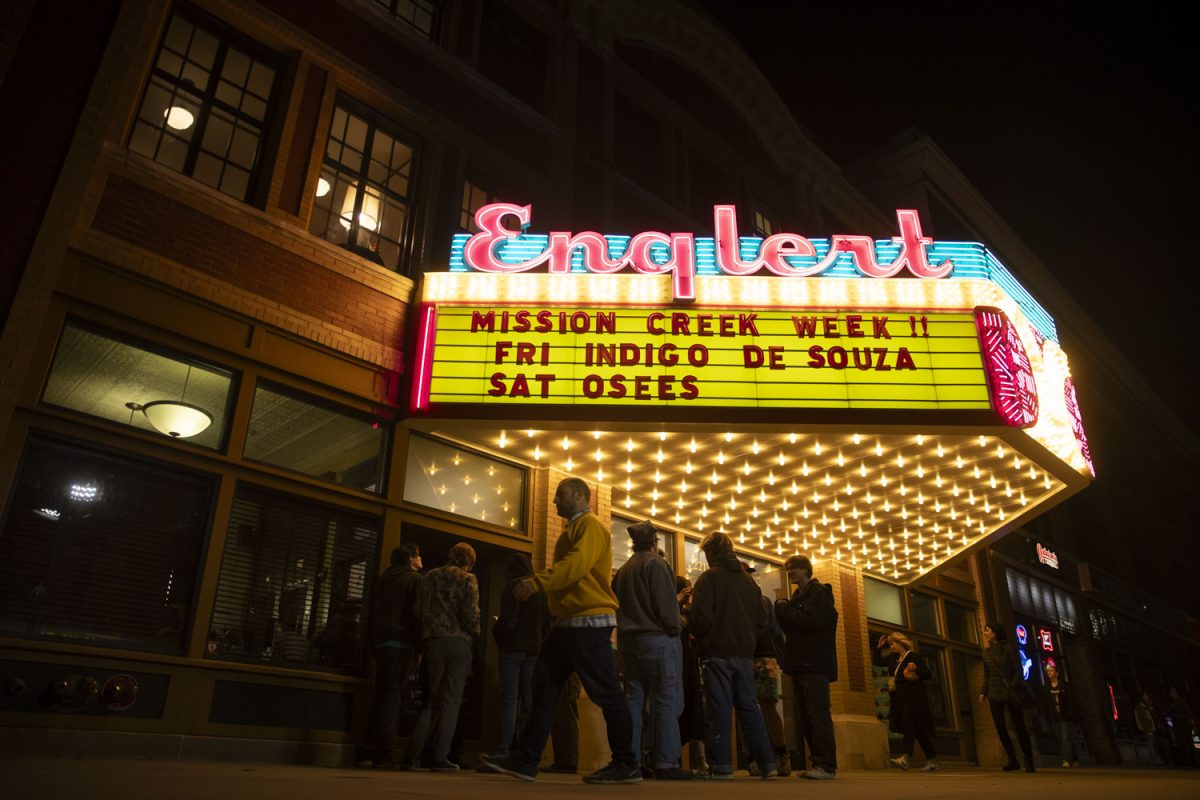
[864,576,905,625]
[42,322,234,450]
[945,601,978,644]
[374,0,442,39]
[245,382,388,493]
[0,437,214,654]
[920,644,952,727]
[910,591,941,635]
[207,486,380,672]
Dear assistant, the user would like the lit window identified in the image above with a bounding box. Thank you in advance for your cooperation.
[403,434,526,532]
[310,100,419,272]
[129,9,279,202]
[864,576,905,625]
[42,321,235,451]
[207,486,380,673]
[372,0,442,40]
[244,381,389,494]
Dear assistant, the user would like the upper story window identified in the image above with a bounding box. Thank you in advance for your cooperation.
[310,99,419,273]
[476,1,548,112]
[753,208,777,237]
[459,179,498,232]
[372,0,442,40]
[129,8,280,203]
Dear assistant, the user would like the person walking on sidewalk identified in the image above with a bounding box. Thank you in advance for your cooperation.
[690,531,778,781]
[481,478,639,785]
[612,520,691,780]
[775,554,839,780]
[979,622,1035,773]
[876,632,939,772]
[1037,661,1077,767]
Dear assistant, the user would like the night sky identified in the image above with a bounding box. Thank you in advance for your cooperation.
[700,1,1199,436]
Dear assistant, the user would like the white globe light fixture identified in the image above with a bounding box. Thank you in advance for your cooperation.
[140,400,213,438]
[162,105,195,130]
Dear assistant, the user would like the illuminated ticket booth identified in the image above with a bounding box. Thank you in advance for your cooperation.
[402,203,1095,769]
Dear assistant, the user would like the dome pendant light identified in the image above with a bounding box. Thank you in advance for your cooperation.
[126,364,212,439]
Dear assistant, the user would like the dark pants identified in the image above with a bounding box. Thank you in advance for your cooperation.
[903,722,937,760]
[551,672,581,767]
[510,627,634,775]
[407,636,472,764]
[988,699,1033,762]
[362,646,420,761]
[791,672,837,772]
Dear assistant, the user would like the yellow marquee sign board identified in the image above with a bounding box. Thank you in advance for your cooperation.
[414,305,990,410]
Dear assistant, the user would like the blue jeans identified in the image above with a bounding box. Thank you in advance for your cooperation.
[621,633,684,769]
[510,626,635,774]
[1054,719,1078,762]
[495,649,537,757]
[702,656,776,773]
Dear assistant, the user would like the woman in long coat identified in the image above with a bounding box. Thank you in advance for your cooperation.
[979,622,1035,772]
[876,632,939,771]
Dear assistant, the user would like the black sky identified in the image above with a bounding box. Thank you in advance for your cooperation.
[700,1,1199,434]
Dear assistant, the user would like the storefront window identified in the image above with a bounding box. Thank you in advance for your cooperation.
[680,536,780,594]
[244,381,388,493]
[920,643,952,727]
[207,486,379,673]
[864,576,905,625]
[945,600,979,644]
[403,434,525,531]
[42,321,235,450]
[611,515,674,571]
[910,591,941,636]
[0,436,214,654]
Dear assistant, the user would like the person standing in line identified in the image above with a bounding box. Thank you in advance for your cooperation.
[406,542,480,771]
[612,520,691,780]
[1037,661,1077,767]
[875,632,939,772]
[1134,690,1160,765]
[745,563,791,776]
[675,575,709,774]
[481,477,639,784]
[978,622,1035,773]
[357,543,423,769]
[1167,686,1196,767]
[689,531,778,781]
[485,552,548,764]
[775,554,839,780]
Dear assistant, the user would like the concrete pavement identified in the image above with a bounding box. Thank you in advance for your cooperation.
[1,758,1197,800]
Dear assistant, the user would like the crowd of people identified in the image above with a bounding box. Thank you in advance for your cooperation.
[354,476,1198,782]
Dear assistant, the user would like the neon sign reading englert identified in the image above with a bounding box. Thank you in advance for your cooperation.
[461,203,954,302]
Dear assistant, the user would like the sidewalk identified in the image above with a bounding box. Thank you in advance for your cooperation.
[1,758,1197,800]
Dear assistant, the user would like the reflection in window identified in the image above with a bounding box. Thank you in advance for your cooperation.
[0,437,213,654]
[681,536,780,595]
[945,601,979,644]
[611,516,674,571]
[43,322,234,450]
[207,487,379,673]
[403,434,525,531]
[310,100,418,273]
[372,0,442,39]
[244,382,387,493]
[864,576,905,625]
[910,591,941,636]
[128,10,279,201]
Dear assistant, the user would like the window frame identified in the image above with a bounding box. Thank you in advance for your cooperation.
[129,4,284,204]
[371,0,444,41]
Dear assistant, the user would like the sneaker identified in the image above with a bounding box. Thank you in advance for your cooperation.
[582,762,643,784]
[920,761,940,772]
[1061,760,1071,768]
[890,756,910,770]
[479,754,536,782]
[804,767,836,780]
[371,760,408,771]
[776,752,792,777]
[354,758,373,768]
[429,761,460,772]
[761,764,779,780]
[542,763,578,774]
[748,760,760,776]
[710,770,734,780]
[655,768,695,780]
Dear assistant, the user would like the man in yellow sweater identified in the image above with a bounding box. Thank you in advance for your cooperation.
[481,477,639,784]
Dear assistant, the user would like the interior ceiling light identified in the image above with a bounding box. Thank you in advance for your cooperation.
[437,427,1067,585]
[162,105,194,131]
[125,365,212,439]
[315,177,331,197]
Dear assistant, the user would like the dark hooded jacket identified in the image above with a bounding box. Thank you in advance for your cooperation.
[493,553,549,653]
[775,578,839,680]
[369,562,422,648]
[690,551,767,658]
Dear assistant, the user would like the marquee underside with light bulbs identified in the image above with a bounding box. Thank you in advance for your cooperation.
[405,204,1094,585]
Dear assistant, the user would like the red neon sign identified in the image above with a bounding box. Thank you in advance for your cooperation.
[1036,543,1059,570]
[462,203,954,302]
[1063,377,1095,477]
[974,307,1038,428]
[1038,628,1054,652]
